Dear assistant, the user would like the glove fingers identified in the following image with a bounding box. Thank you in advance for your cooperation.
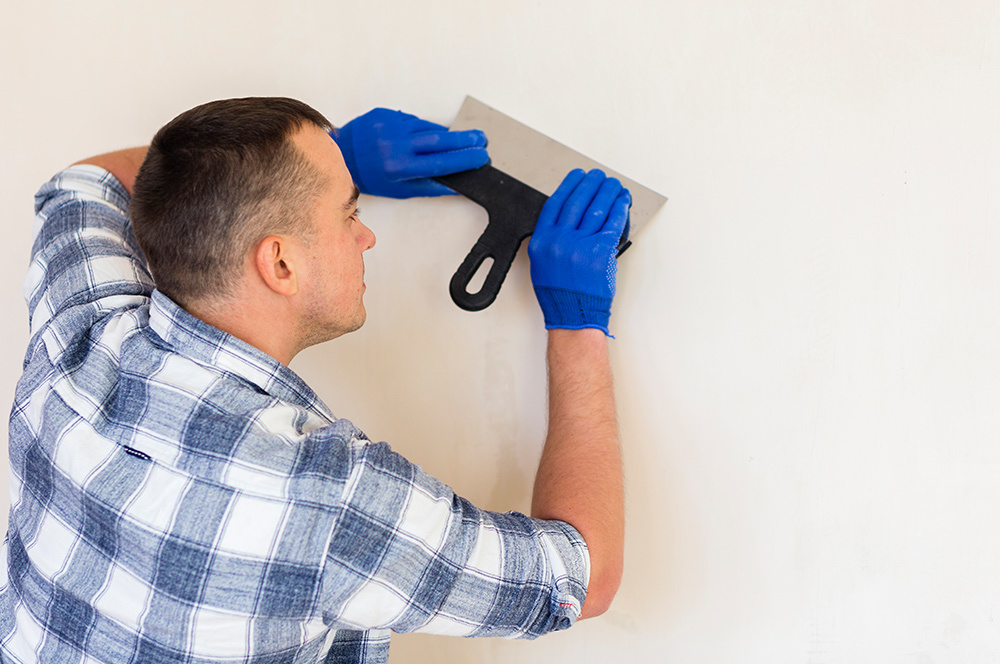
[536,169,587,231]
[391,149,490,179]
[557,169,607,229]
[600,189,632,239]
[404,116,450,133]
[577,177,623,235]
[409,129,487,153]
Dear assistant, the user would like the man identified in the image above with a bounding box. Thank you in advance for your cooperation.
[0,97,628,663]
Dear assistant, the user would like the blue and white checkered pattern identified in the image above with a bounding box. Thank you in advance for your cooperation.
[0,166,590,663]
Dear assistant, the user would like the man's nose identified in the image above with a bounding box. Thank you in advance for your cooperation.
[360,223,376,251]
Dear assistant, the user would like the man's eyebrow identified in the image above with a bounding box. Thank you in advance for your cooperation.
[342,185,360,212]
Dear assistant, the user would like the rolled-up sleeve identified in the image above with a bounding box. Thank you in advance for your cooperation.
[26,165,154,335]
[319,438,590,639]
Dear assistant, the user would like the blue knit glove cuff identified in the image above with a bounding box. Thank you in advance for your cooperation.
[533,286,613,336]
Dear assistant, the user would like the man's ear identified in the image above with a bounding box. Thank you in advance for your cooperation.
[254,235,300,296]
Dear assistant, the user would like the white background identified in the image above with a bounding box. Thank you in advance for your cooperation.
[2,1,999,662]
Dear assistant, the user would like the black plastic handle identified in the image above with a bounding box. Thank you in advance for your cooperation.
[435,165,634,311]
[435,165,548,311]
[447,230,521,311]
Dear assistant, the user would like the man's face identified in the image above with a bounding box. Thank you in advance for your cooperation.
[291,124,376,346]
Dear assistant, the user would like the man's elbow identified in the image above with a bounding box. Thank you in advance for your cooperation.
[577,560,623,620]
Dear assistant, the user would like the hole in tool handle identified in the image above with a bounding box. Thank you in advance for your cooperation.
[466,256,494,294]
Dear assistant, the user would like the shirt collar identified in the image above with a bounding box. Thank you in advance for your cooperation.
[147,289,335,421]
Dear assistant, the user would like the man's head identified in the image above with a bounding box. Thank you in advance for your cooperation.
[131,97,334,307]
[132,97,377,361]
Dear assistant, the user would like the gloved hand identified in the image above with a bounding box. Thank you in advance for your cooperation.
[332,108,489,199]
[528,169,632,336]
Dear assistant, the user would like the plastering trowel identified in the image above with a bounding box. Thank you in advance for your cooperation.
[434,96,667,311]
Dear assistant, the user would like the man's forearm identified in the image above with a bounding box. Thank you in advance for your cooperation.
[73,147,148,196]
[531,328,624,619]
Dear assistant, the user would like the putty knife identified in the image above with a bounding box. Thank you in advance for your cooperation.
[435,96,666,311]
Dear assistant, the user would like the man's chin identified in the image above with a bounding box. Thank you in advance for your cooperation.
[299,309,366,350]
[338,306,367,337]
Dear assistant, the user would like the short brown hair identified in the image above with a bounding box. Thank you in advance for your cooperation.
[131,97,333,305]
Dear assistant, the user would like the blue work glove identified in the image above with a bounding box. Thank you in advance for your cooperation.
[528,169,632,336]
[332,108,489,199]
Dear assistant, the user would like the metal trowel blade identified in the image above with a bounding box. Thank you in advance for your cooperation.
[448,96,667,236]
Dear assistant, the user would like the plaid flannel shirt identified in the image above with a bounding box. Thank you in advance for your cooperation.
[0,166,589,663]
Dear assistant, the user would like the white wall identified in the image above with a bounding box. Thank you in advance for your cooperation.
[2,1,999,661]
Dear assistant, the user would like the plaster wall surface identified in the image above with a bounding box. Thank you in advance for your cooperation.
[1,2,998,662]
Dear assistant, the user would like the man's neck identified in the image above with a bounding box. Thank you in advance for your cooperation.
[184,292,299,366]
